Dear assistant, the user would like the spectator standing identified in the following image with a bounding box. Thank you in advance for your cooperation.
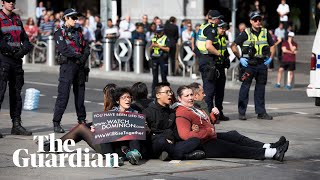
[141,14,150,33]
[191,23,201,50]
[131,23,146,71]
[94,22,103,66]
[119,15,135,39]
[274,22,285,61]
[146,22,156,42]
[105,18,119,38]
[268,29,282,70]
[182,23,194,42]
[36,1,45,26]
[164,16,179,75]
[86,10,95,41]
[274,32,297,90]
[39,15,54,41]
[24,17,39,43]
[277,0,290,29]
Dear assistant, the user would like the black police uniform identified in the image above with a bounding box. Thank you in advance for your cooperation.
[195,23,218,115]
[234,28,274,118]
[52,23,90,133]
[0,10,33,137]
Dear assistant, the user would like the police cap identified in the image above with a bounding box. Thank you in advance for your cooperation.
[63,8,83,18]
[156,25,164,33]
[208,10,224,19]
[250,12,262,20]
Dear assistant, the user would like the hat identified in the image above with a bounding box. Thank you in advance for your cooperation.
[63,8,82,18]
[208,10,224,19]
[156,25,164,32]
[217,20,228,28]
[288,32,295,37]
[250,12,262,20]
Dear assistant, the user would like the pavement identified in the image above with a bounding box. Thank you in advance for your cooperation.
[0,63,319,179]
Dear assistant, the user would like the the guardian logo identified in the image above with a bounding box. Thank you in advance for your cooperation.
[12,133,119,168]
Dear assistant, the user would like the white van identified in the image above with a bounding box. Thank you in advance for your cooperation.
[306,22,320,106]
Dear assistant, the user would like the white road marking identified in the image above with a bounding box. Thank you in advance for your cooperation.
[295,112,309,115]
[97,103,104,106]
[52,96,57,99]
[40,94,45,97]
[223,101,231,104]
[25,81,101,91]
[84,100,92,103]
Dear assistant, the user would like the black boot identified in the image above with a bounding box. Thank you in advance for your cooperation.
[53,122,65,133]
[218,114,230,121]
[184,150,206,160]
[11,119,32,136]
[270,136,287,149]
[0,132,3,138]
[78,119,87,124]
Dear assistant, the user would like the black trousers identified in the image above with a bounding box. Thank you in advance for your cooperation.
[0,58,24,121]
[53,63,86,122]
[151,57,168,96]
[152,136,201,159]
[201,130,265,160]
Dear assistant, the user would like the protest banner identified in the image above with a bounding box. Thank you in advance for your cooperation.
[92,111,146,144]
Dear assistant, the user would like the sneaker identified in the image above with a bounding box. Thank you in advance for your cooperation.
[126,149,142,165]
[257,113,273,120]
[284,85,292,90]
[274,84,280,88]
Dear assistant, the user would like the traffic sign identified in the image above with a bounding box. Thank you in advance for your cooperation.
[179,41,195,66]
[114,38,132,62]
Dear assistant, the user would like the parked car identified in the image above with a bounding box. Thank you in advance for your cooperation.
[306,21,320,106]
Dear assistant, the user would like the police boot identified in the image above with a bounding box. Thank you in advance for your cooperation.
[53,122,65,133]
[11,119,32,136]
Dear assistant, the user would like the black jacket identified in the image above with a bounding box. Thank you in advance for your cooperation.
[143,101,180,142]
[164,22,179,45]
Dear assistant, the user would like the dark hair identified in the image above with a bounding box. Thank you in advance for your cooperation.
[135,22,144,28]
[113,87,132,103]
[177,85,192,97]
[103,83,117,111]
[154,82,171,94]
[169,16,176,23]
[131,82,148,101]
[107,18,112,22]
[188,82,201,94]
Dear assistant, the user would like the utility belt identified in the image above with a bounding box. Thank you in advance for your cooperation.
[57,55,79,65]
[242,55,265,66]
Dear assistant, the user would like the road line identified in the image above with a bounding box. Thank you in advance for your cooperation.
[295,112,309,115]
[84,100,92,103]
[25,81,101,91]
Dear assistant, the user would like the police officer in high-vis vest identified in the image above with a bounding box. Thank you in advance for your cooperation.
[210,20,231,121]
[195,10,229,120]
[52,9,90,133]
[0,0,33,138]
[231,12,275,120]
[150,25,170,96]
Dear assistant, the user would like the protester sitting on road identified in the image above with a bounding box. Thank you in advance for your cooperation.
[175,85,289,162]
[143,82,206,161]
[130,82,153,113]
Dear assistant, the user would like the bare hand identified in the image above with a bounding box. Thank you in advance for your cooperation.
[192,124,199,132]
[211,107,220,115]
[90,126,95,133]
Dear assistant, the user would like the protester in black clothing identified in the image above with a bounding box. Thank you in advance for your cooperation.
[143,82,205,160]
[164,16,179,75]
[130,82,153,113]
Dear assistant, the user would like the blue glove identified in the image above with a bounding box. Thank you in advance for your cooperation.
[240,57,248,67]
[264,57,272,65]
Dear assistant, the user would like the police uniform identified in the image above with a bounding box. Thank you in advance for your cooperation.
[195,10,228,119]
[151,26,171,96]
[234,13,274,120]
[52,9,90,133]
[0,9,33,137]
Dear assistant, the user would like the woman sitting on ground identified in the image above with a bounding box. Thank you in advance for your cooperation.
[175,85,289,162]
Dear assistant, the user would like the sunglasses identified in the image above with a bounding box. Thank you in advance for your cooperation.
[5,0,16,3]
[252,18,262,22]
[70,16,78,20]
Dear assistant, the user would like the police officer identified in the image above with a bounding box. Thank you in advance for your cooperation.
[0,0,33,138]
[211,20,231,121]
[52,8,90,133]
[231,12,275,120]
[150,25,170,96]
[195,10,230,121]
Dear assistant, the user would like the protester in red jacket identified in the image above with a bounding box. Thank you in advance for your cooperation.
[175,85,289,162]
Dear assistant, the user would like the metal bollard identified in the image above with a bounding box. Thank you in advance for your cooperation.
[46,35,55,66]
[134,40,144,74]
[103,38,114,71]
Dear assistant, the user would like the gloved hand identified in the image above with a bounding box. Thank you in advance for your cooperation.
[240,57,248,67]
[264,57,272,65]
[13,49,25,59]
